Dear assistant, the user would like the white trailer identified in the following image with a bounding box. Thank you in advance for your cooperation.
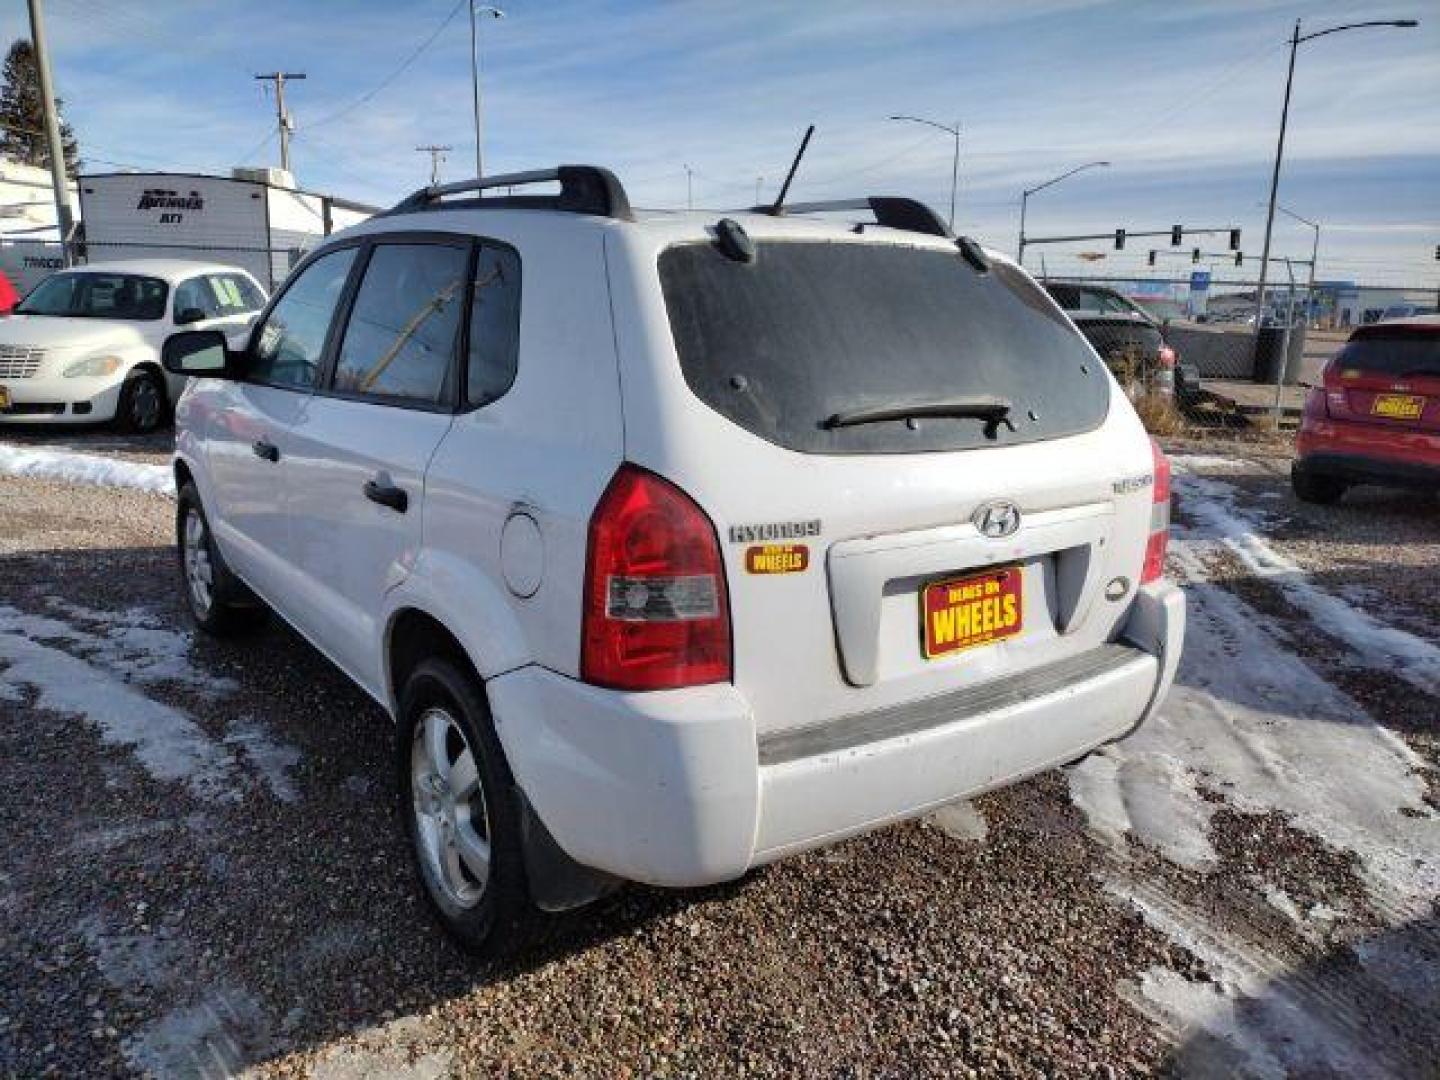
[76,169,377,291]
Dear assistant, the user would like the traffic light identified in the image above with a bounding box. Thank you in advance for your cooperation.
[1148,250,1157,267]
[1229,228,1242,251]
[1192,247,1201,264]
[1114,228,1126,250]
[1235,251,1244,266]
[1171,225,1183,246]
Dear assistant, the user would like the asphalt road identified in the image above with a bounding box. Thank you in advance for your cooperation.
[1,432,1437,1077]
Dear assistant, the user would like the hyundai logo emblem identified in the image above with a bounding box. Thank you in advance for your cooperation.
[972,500,1022,538]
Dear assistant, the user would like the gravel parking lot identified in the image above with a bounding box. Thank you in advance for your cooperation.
[1,430,1437,1077]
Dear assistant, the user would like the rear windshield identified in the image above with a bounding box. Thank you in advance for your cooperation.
[659,241,1109,454]
[1338,327,1440,378]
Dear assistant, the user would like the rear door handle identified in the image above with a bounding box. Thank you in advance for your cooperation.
[252,439,280,462]
[363,478,408,513]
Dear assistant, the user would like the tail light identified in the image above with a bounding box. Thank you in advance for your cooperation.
[1141,438,1171,584]
[582,464,731,690]
[1157,344,1178,370]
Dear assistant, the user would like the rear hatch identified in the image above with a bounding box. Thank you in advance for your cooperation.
[1071,315,1166,397]
[1323,324,1440,432]
[614,228,1156,736]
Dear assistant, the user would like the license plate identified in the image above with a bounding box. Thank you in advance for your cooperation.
[1371,393,1425,420]
[922,566,1024,659]
[0,385,9,410]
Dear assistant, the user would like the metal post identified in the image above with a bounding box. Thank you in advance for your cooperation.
[685,165,693,210]
[1271,259,1297,422]
[1017,191,1027,265]
[468,4,504,179]
[1305,222,1318,325]
[25,0,74,264]
[948,121,959,232]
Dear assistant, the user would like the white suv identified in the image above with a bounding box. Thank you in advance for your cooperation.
[164,167,1185,954]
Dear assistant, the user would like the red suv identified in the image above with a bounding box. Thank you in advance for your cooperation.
[1293,317,1440,503]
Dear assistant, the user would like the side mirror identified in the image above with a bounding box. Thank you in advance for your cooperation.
[175,306,208,326]
[163,329,234,377]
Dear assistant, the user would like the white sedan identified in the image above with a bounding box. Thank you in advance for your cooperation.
[0,259,267,432]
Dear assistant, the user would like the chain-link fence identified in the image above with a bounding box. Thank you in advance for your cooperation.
[1042,274,1439,436]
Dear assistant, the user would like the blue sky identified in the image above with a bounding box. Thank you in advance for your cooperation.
[4,0,1437,286]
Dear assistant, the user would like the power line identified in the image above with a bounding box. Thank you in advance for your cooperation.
[300,0,468,133]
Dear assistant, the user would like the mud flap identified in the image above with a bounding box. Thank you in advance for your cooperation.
[514,789,623,913]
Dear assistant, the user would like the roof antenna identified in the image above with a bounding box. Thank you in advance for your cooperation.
[767,124,814,215]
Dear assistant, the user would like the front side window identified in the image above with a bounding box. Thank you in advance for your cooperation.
[466,244,521,407]
[332,243,469,405]
[17,272,168,321]
[250,247,358,390]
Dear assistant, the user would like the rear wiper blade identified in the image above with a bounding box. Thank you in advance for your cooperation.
[822,395,1015,437]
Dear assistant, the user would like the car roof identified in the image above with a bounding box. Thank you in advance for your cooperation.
[60,258,260,284]
[1069,312,1157,327]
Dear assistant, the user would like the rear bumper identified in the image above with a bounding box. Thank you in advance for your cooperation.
[1296,415,1440,489]
[491,580,1185,887]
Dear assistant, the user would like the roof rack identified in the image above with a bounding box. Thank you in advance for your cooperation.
[750,197,951,239]
[385,165,632,220]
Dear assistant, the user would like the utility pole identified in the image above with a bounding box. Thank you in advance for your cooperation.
[254,71,306,174]
[685,164,693,210]
[25,0,74,263]
[416,145,451,186]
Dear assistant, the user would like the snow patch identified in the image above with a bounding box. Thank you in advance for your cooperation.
[928,799,988,843]
[225,717,301,804]
[1171,452,1251,471]
[0,442,174,495]
[0,628,239,800]
[1070,545,1440,919]
[1176,469,1440,696]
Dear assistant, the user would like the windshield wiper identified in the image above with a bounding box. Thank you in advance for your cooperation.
[822,395,1015,438]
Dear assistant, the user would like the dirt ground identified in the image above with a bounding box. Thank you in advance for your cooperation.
[1,428,1437,1078]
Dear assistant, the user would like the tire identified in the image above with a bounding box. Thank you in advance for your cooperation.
[114,366,168,434]
[176,482,263,635]
[1291,464,1346,505]
[398,658,535,957]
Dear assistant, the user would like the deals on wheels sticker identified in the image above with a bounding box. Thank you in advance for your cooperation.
[923,566,1024,658]
[745,544,810,574]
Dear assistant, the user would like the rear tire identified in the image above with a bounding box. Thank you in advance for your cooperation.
[176,482,264,635]
[114,366,168,434]
[397,658,535,957]
[1291,464,1347,505]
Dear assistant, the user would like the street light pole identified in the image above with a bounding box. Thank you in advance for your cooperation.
[468,3,504,179]
[888,115,960,231]
[1017,160,1110,267]
[1253,17,1417,328]
[1278,205,1319,326]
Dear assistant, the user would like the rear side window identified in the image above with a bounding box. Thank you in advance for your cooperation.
[333,242,469,405]
[466,244,521,408]
[251,247,357,390]
[660,241,1109,454]
[1337,327,1440,378]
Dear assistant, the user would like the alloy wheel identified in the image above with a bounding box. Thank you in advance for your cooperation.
[410,706,491,909]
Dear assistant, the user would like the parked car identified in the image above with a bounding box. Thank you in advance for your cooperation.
[1043,282,1158,325]
[163,167,1186,955]
[0,259,266,432]
[1068,313,1179,401]
[1293,315,1440,503]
